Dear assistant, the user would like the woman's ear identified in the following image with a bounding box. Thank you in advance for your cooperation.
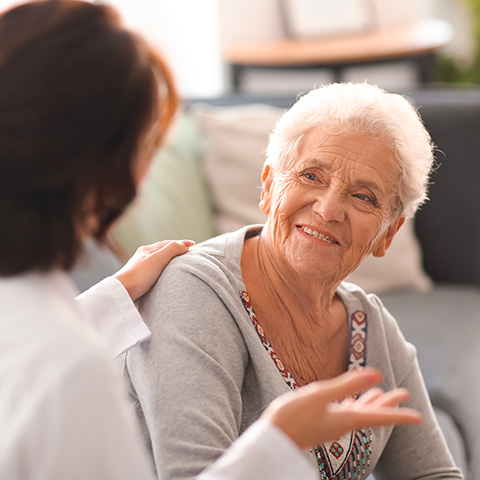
[259,164,274,214]
[372,215,406,258]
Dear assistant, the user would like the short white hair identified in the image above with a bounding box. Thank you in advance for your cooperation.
[266,83,435,218]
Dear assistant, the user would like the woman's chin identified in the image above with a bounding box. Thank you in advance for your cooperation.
[288,257,345,283]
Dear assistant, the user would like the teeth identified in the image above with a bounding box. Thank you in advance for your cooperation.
[300,226,337,244]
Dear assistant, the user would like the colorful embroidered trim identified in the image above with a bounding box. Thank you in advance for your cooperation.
[240,291,299,389]
[240,291,372,479]
[348,310,367,369]
[315,428,374,479]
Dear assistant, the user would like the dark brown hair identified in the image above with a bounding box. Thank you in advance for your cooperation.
[0,0,178,275]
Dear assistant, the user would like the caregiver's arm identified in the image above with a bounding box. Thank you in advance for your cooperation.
[76,240,193,356]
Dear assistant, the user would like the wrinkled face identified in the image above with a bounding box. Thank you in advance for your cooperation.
[260,127,404,281]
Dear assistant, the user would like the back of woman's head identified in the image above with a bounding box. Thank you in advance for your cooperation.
[0,0,177,276]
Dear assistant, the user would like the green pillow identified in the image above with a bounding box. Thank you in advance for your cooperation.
[111,112,216,259]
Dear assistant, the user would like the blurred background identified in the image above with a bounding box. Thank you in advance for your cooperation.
[0,0,477,96]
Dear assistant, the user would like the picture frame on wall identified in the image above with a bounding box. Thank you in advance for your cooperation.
[280,0,376,39]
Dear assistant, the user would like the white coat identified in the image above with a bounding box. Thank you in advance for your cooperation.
[0,271,315,480]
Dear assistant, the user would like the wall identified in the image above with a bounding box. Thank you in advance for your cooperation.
[107,0,223,97]
[218,0,463,93]
[0,0,473,96]
[219,0,434,45]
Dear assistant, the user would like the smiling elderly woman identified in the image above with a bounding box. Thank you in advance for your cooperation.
[123,84,463,479]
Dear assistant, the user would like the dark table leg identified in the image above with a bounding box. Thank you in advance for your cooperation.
[416,52,437,84]
[331,65,344,83]
[230,64,243,93]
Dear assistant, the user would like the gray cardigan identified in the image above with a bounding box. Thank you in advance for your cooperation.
[123,225,462,480]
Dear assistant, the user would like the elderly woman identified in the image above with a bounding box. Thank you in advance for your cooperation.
[124,83,463,479]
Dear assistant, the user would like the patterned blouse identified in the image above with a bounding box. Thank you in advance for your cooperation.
[241,290,373,480]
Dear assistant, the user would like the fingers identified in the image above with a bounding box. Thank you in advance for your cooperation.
[371,388,410,408]
[354,407,423,428]
[339,387,421,430]
[150,240,194,260]
[116,239,195,301]
[352,387,410,409]
[305,368,382,404]
[136,239,195,256]
[135,241,169,254]
[354,388,385,406]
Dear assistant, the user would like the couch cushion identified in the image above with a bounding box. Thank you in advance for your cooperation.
[346,218,431,293]
[191,103,282,232]
[192,102,432,293]
[380,285,480,478]
[111,113,217,259]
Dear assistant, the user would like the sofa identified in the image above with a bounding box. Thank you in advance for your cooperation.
[73,88,480,479]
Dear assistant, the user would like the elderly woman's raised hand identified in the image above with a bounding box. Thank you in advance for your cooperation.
[261,368,422,450]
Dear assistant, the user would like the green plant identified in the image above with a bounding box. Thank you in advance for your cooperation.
[437,0,480,83]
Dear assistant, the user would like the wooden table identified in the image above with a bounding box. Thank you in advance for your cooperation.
[223,18,453,91]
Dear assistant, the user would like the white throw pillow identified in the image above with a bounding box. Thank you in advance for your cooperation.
[192,103,432,293]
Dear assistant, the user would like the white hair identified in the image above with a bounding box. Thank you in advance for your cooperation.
[266,83,435,218]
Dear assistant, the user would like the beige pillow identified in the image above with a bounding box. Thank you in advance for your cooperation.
[192,103,432,294]
[345,218,432,293]
[191,103,281,233]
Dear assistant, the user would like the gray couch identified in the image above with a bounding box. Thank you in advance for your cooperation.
[74,88,480,479]
[381,89,480,480]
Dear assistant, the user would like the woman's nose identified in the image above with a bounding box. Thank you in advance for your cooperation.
[311,188,346,223]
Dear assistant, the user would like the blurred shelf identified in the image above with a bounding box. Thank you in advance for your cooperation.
[223,18,453,91]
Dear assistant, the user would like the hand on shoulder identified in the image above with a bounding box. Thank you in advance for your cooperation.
[114,240,195,301]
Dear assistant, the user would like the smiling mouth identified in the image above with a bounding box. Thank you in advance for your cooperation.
[298,226,340,245]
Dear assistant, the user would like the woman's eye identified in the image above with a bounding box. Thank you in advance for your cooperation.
[304,172,319,181]
[354,193,372,203]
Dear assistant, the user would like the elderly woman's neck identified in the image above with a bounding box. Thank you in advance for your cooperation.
[241,232,341,316]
